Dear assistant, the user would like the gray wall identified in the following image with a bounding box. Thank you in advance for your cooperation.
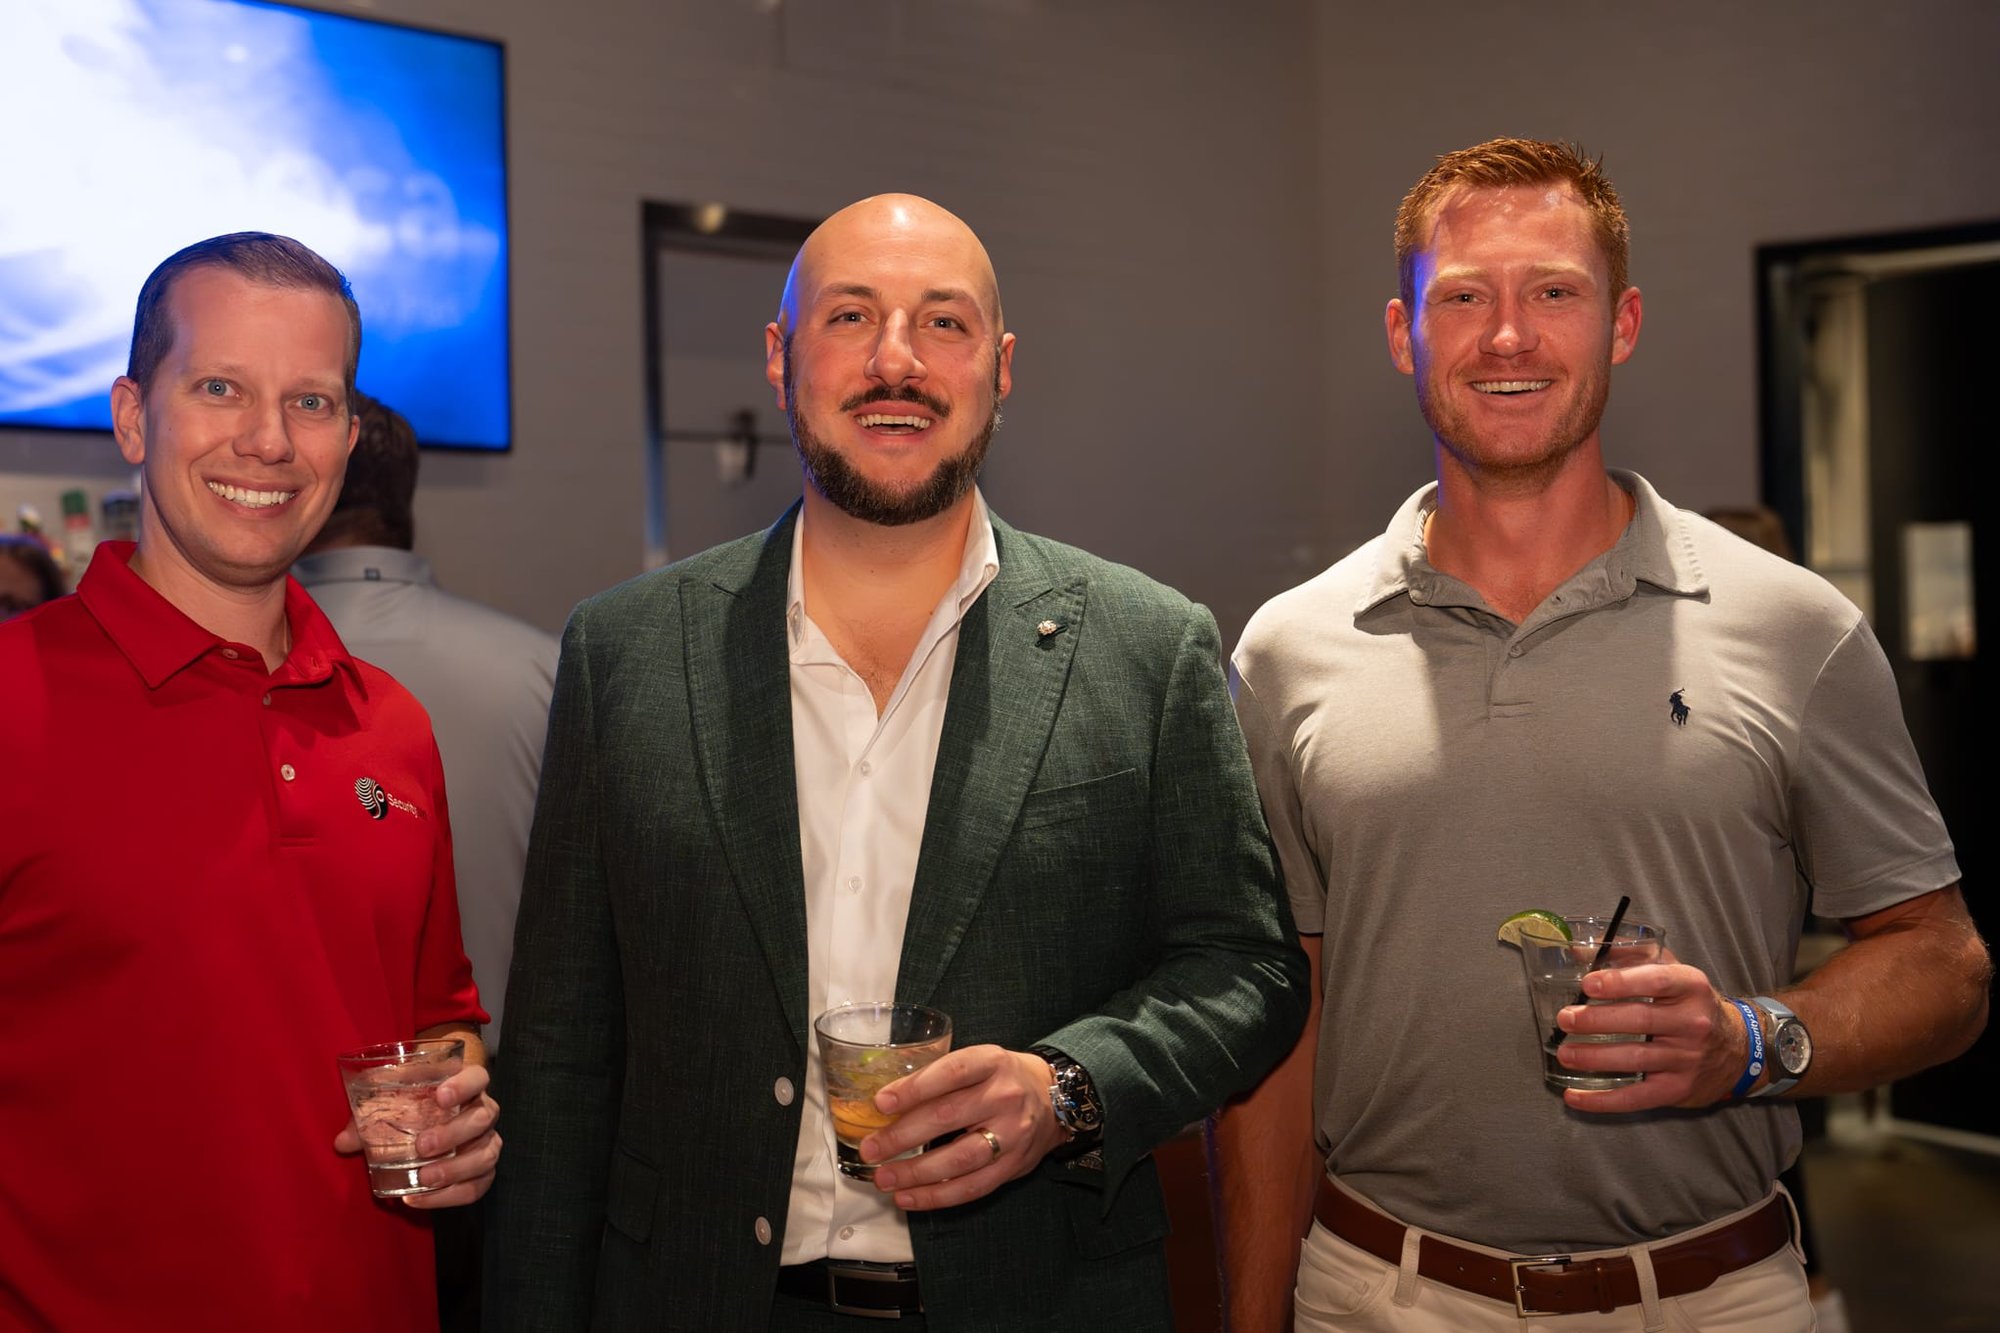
[1305,1,2000,572]
[5,0,1998,647]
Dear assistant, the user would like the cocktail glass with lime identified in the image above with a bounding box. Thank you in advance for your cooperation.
[1498,911,1666,1090]
[813,1001,953,1179]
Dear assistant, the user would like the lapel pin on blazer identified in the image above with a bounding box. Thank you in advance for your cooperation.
[1036,619,1064,639]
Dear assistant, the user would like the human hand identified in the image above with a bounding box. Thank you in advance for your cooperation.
[1556,949,1749,1113]
[862,1045,1068,1210]
[333,1063,502,1208]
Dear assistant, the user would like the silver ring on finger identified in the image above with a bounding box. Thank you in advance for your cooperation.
[979,1128,1002,1162]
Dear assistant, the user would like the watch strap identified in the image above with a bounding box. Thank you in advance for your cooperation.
[1726,997,1766,1100]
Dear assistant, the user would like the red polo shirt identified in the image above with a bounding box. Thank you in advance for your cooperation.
[0,543,486,1331]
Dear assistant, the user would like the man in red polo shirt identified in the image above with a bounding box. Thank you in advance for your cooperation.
[0,233,499,1331]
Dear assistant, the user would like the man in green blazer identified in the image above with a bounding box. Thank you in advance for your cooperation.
[486,193,1308,1331]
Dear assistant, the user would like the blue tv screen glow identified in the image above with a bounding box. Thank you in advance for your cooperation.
[0,0,510,450]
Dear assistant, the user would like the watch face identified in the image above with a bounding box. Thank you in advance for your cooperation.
[1775,1020,1813,1076]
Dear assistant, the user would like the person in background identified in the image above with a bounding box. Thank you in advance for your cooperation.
[295,390,558,1056]
[486,193,1309,1331]
[1214,138,1988,1332]
[0,232,497,1332]
[295,390,557,1333]
[1704,504,1795,561]
[0,531,64,618]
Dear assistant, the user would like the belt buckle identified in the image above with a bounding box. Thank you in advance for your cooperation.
[1508,1254,1574,1317]
[825,1262,909,1321]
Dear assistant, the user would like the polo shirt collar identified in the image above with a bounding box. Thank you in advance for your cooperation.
[292,546,436,590]
[1358,468,1709,617]
[79,540,359,691]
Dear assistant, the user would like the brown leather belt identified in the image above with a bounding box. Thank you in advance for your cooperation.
[1312,1177,1791,1316]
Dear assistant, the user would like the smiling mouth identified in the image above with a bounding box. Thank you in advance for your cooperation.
[854,412,935,433]
[207,481,297,509]
[1471,380,1553,395]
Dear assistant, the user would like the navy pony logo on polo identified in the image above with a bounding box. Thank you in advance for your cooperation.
[1669,689,1690,727]
[355,777,390,819]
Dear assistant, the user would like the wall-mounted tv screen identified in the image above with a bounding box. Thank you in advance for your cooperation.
[0,0,510,450]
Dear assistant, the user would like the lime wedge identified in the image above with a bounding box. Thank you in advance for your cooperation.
[1496,909,1572,947]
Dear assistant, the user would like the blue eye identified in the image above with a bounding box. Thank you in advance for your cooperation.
[203,379,228,395]
[299,394,326,412]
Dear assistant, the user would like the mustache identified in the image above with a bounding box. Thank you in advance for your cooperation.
[838,385,951,418]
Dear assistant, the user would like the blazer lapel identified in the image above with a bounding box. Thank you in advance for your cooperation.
[898,519,1082,1005]
[684,507,813,1054]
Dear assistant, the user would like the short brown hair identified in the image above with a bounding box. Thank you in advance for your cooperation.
[1394,138,1630,310]
[0,533,65,610]
[310,391,419,552]
[126,232,362,400]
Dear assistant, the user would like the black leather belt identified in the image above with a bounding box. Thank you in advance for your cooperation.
[1314,1177,1791,1315]
[775,1258,923,1319]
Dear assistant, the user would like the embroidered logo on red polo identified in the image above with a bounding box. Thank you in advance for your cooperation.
[354,776,426,821]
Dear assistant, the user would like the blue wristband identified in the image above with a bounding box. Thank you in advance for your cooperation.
[1727,998,1766,1100]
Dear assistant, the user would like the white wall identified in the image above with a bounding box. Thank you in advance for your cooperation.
[5,0,1998,646]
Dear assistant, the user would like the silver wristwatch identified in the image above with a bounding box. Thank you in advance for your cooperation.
[1032,1046,1103,1148]
[1749,996,1813,1098]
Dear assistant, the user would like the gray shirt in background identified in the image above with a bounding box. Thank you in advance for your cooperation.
[1232,470,1959,1254]
[295,546,558,1052]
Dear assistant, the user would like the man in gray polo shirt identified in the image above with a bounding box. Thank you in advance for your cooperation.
[1212,137,1990,1332]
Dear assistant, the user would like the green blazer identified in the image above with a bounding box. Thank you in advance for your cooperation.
[486,508,1307,1332]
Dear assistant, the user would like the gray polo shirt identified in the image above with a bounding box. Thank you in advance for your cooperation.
[1232,470,1959,1253]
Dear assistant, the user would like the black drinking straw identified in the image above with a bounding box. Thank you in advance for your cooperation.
[1548,894,1632,1050]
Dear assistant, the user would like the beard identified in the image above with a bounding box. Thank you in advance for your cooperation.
[784,339,1001,527]
[1415,352,1611,488]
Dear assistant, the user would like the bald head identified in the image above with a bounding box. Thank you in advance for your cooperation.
[775,193,1004,337]
[763,193,1015,529]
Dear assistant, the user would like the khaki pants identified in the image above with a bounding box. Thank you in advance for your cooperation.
[1294,1181,1812,1333]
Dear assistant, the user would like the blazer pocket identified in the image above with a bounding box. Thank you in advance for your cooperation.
[1017,768,1143,831]
[604,1145,660,1244]
[1007,769,1148,939]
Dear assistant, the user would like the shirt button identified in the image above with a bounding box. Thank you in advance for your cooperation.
[839,1226,856,1240]
[220,648,239,660]
[847,876,862,894]
[1508,646,1523,658]
[754,1216,773,1245]
[262,693,273,706]
[280,764,296,782]
[857,760,873,777]
[774,1077,795,1106]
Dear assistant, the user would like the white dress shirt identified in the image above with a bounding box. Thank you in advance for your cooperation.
[780,493,1000,1265]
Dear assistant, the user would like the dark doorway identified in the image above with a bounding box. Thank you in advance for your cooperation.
[1759,225,2000,1143]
